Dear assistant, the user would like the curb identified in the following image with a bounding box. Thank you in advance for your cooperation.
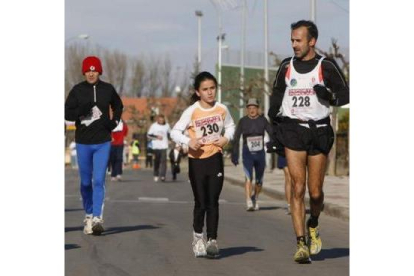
[224,176,349,221]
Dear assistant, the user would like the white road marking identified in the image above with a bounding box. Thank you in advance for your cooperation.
[138,197,169,202]
[65,195,281,207]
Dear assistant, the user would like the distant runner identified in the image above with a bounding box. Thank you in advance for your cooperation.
[231,98,273,211]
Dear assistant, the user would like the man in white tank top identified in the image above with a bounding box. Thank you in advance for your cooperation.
[268,20,349,264]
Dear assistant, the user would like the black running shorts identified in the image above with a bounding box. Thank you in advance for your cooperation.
[277,122,334,156]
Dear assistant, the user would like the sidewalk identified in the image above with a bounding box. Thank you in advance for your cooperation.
[223,159,349,221]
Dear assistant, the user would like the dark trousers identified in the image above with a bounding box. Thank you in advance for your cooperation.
[153,149,167,177]
[146,154,153,168]
[109,145,124,177]
[188,153,224,240]
[170,161,180,180]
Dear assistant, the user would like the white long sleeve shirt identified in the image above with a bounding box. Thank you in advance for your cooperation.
[171,101,235,159]
[147,122,171,150]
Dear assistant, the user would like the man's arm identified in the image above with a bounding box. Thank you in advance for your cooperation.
[110,86,124,123]
[231,118,243,159]
[268,59,289,121]
[65,86,93,121]
[322,58,349,106]
[263,117,273,142]
[147,124,158,139]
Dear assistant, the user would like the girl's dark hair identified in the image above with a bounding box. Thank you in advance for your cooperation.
[190,71,218,104]
[291,20,318,41]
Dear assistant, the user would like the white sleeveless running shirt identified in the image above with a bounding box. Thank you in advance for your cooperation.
[281,57,330,121]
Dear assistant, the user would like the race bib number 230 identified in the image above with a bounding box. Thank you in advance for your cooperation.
[194,115,224,144]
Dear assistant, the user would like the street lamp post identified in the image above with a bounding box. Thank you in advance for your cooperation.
[264,0,269,117]
[311,0,316,22]
[264,0,271,170]
[195,11,203,70]
[217,16,223,103]
[210,0,237,103]
[240,0,246,121]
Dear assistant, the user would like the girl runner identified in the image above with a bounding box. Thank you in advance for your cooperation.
[171,71,235,258]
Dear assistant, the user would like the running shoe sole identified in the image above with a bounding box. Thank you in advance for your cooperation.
[206,252,220,259]
[206,247,219,259]
[92,224,104,235]
[295,257,312,264]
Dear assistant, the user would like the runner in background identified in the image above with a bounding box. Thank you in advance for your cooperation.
[169,143,183,181]
[231,98,273,211]
[145,139,153,168]
[131,136,141,169]
[147,114,170,182]
[69,140,78,169]
[109,119,128,181]
[277,154,292,215]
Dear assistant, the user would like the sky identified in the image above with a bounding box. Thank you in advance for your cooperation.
[65,0,349,75]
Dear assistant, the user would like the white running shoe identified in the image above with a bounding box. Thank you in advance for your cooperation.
[111,177,117,181]
[206,239,220,258]
[83,215,93,235]
[253,200,260,211]
[192,232,207,257]
[286,204,291,215]
[246,199,254,211]
[92,217,104,235]
[116,175,122,181]
[154,176,159,182]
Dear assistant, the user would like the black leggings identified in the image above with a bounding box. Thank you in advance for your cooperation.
[188,153,224,240]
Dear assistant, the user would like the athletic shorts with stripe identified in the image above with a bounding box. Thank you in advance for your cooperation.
[276,122,334,156]
[242,145,266,186]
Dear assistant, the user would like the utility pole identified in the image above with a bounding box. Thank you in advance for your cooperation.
[311,0,316,22]
[240,0,246,120]
[210,0,239,103]
[218,19,223,103]
[264,0,271,170]
[195,11,203,70]
[264,0,269,118]
[238,0,247,167]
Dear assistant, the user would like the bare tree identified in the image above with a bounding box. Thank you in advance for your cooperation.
[160,55,176,97]
[269,51,284,67]
[103,49,128,96]
[317,39,349,82]
[169,58,197,124]
[146,55,161,97]
[130,57,146,98]
[65,43,91,97]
